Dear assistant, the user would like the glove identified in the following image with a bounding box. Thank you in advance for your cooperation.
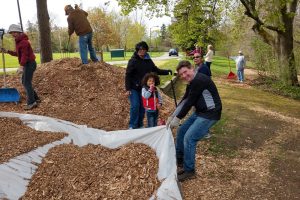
[149,84,155,92]
[0,48,7,53]
[169,117,180,128]
[166,116,174,128]
[17,66,24,74]
[168,70,173,75]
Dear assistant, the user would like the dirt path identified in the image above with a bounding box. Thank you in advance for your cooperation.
[179,70,300,199]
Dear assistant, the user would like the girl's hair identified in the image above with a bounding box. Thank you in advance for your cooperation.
[142,72,160,86]
[208,44,213,50]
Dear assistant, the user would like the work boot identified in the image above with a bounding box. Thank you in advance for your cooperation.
[24,102,37,110]
[178,170,196,182]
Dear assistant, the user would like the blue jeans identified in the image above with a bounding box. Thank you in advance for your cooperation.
[22,61,39,105]
[79,32,98,64]
[129,89,145,129]
[176,112,217,172]
[146,110,158,127]
[237,69,244,81]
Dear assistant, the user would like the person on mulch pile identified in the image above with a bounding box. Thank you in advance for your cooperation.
[1,24,40,110]
[166,60,222,182]
[64,4,99,64]
[141,72,163,128]
[125,41,172,129]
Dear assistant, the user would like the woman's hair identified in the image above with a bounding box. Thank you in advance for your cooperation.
[208,44,213,50]
[141,72,160,86]
[135,41,149,52]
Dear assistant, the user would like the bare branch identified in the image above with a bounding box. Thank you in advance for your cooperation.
[240,0,282,33]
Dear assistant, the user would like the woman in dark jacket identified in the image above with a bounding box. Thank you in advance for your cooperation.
[125,41,172,129]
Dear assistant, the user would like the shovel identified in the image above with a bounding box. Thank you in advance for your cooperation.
[0,29,20,103]
[170,78,178,107]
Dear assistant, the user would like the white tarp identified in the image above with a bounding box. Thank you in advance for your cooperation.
[0,112,182,200]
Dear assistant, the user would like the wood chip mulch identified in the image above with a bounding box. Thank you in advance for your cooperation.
[0,117,67,164]
[0,58,174,131]
[21,143,160,200]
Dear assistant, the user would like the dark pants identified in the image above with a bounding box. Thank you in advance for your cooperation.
[205,61,212,70]
[22,61,39,105]
[146,110,158,127]
[128,89,145,129]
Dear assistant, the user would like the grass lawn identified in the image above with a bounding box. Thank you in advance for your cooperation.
[0,51,164,68]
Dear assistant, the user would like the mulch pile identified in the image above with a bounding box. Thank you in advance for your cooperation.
[0,117,66,164]
[0,58,174,131]
[21,143,159,200]
[0,58,174,199]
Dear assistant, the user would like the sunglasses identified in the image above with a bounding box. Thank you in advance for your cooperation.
[193,56,201,59]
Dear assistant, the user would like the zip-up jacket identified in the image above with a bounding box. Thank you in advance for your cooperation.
[125,52,169,91]
[177,73,222,120]
[7,33,35,66]
[142,86,162,111]
[67,9,93,36]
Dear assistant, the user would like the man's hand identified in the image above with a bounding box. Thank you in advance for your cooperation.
[169,117,180,128]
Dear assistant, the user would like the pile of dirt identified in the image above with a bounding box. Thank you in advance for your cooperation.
[0,58,174,130]
[21,143,160,200]
[0,117,67,164]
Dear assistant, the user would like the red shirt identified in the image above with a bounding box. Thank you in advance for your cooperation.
[8,33,36,66]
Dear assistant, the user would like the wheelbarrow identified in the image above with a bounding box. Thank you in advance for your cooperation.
[227,57,236,79]
[0,29,20,103]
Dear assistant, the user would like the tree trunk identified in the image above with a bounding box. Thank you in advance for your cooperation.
[277,13,299,86]
[36,0,53,63]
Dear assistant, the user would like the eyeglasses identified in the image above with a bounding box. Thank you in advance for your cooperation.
[193,56,201,59]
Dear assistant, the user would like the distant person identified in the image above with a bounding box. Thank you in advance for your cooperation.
[141,72,162,127]
[231,50,246,83]
[189,44,203,56]
[204,44,214,70]
[193,53,211,77]
[167,60,222,182]
[1,24,40,110]
[64,4,98,64]
[125,41,172,129]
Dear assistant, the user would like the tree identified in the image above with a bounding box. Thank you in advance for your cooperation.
[240,0,299,86]
[36,0,53,63]
[116,0,299,86]
[168,0,222,51]
[88,8,119,61]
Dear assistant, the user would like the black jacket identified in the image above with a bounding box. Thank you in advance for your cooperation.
[125,52,169,91]
[177,73,222,120]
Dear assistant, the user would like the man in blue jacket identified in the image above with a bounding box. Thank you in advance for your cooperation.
[167,60,222,182]
[125,41,172,129]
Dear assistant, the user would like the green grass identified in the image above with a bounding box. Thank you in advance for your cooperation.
[0,51,164,68]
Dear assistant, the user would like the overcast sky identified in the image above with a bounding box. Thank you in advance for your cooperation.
[0,0,171,34]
